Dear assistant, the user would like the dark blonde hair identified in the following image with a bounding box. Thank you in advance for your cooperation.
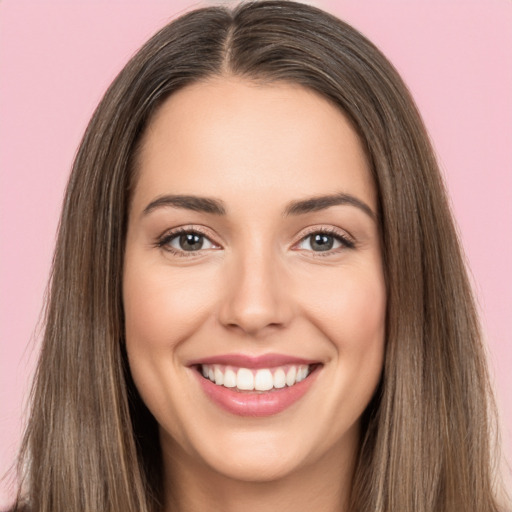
[14,1,504,511]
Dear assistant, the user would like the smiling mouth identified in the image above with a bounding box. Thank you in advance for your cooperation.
[191,357,323,416]
[195,363,322,393]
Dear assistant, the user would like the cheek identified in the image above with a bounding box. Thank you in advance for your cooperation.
[335,279,385,352]
[123,262,218,350]
[299,262,386,353]
[122,259,222,433]
[297,261,386,410]
[122,260,220,412]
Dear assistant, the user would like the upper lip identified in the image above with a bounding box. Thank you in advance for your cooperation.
[187,353,320,369]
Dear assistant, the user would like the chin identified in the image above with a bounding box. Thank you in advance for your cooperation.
[161,420,317,483]
[203,443,308,483]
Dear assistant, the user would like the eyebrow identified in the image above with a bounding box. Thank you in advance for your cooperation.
[143,195,226,216]
[284,192,376,220]
[142,192,376,220]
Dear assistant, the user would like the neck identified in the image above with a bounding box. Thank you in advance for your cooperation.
[161,430,358,512]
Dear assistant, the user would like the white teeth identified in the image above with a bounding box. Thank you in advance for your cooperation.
[223,368,237,388]
[214,366,223,385]
[254,369,273,391]
[286,366,297,386]
[237,368,254,390]
[273,368,286,388]
[296,365,308,382]
[200,363,314,391]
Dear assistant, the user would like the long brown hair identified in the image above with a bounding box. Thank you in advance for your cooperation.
[13,1,505,511]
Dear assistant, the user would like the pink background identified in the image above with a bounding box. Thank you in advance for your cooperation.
[1,0,511,505]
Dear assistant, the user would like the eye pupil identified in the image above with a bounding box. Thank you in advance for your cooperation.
[180,233,203,251]
[311,234,334,251]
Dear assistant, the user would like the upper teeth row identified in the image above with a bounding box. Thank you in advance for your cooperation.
[201,364,310,391]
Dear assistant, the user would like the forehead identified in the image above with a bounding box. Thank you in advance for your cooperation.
[133,77,375,215]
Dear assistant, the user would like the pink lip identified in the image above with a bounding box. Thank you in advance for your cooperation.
[188,352,319,369]
[191,364,321,417]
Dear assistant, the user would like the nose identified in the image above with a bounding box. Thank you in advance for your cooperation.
[218,243,294,337]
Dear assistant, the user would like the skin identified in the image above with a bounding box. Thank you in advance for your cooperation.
[123,77,386,512]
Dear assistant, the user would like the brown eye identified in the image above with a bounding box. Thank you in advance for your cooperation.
[296,230,355,253]
[309,233,335,252]
[158,229,218,256]
[176,233,205,251]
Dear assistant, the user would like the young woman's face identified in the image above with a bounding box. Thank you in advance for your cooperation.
[123,77,386,482]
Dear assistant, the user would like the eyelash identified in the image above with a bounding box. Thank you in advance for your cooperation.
[295,227,355,256]
[156,226,218,258]
[155,225,355,258]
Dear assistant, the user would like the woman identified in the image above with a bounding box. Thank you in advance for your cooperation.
[10,1,507,511]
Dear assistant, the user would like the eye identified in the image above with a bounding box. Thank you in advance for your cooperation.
[296,228,354,254]
[157,227,219,257]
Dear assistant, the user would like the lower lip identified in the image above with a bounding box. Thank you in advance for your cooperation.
[193,366,321,417]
